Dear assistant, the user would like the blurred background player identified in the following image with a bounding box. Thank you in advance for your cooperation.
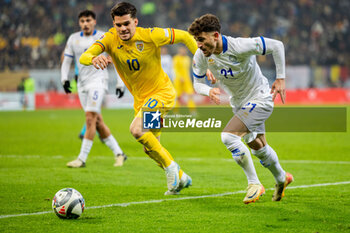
[160,46,174,82]
[80,2,197,195]
[189,14,293,204]
[61,10,127,168]
[173,45,196,111]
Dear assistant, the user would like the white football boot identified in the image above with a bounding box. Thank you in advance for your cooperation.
[66,158,85,168]
[114,153,127,167]
[164,172,192,195]
[164,162,180,192]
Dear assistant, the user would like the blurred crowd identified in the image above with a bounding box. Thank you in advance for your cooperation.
[0,0,349,73]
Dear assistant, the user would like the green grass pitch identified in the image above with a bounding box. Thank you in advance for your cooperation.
[0,107,349,232]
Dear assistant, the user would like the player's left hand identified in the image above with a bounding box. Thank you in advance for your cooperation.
[271,78,286,104]
[63,80,72,94]
[206,69,217,84]
[115,86,125,98]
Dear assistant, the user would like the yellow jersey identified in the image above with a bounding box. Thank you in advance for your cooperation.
[173,54,191,82]
[80,27,197,111]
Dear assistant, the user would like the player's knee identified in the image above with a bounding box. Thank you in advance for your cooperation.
[95,115,103,128]
[130,124,143,138]
[221,132,241,148]
[85,112,97,128]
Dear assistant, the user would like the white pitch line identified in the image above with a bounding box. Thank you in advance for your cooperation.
[0,181,349,220]
[1,155,350,165]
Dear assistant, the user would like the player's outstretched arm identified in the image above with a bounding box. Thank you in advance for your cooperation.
[193,75,220,104]
[79,43,104,67]
[172,29,198,55]
[264,38,286,104]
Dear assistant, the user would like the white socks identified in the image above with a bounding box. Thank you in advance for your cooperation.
[78,138,93,163]
[103,135,123,156]
[251,145,286,184]
[221,132,260,185]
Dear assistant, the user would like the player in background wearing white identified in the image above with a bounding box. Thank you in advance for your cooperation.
[160,46,174,82]
[61,10,127,168]
[189,14,293,204]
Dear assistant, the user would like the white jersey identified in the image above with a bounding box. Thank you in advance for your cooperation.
[63,30,108,90]
[161,54,174,81]
[193,35,284,108]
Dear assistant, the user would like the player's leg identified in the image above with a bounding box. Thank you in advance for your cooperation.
[67,111,97,168]
[222,116,264,204]
[149,132,191,195]
[248,134,293,201]
[79,124,86,139]
[96,114,127,167]
[130,116,181,192]
[67,88,99,168]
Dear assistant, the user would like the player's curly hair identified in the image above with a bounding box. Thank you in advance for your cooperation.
[188,14,221,36]
[110,2,137,19]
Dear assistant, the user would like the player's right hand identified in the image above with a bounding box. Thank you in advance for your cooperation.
[206,69,217,84]
[63,80,72,94]
[209,88,220,104]
[92,55,109,70]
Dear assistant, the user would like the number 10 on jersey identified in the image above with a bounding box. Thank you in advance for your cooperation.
[127,59,140,71]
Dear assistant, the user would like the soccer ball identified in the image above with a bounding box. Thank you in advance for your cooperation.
[52,188,85,219]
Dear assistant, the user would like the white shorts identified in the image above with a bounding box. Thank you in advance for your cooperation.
[78,87,106,113]
[234,95,274,143]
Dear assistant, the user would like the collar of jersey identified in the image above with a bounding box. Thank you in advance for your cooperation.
[222,35,228,53]
[80,30,97,37]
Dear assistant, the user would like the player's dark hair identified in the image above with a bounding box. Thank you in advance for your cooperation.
[78,10,96,19]
[188,14,221,36]
[110,2,137,19]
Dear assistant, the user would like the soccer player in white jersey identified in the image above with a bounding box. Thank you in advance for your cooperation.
[160,46,174,81]
[61,10,127,168]
[188,14,293,204]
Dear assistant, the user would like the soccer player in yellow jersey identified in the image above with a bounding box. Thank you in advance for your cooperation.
[173,46,196,110]
[80,2,197,195]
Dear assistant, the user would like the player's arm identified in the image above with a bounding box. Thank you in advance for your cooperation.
[79,43,110,70]
[263,38,286,103]
[236,37,286,103]
[151,28,197,55]
[192,51,220,104]
[80,31,113,70]
[172,29,197,55]
[61,37,74,94]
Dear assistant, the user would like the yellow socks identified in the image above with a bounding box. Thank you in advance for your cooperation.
[137,132,173,168]
[137,132,184,178]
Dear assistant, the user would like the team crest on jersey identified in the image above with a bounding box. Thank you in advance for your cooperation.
[135,41,144,52]
[208,58,215,65]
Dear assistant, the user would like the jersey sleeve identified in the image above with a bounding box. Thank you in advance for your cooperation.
[233,37,266,57]
[149,27,173,47]
[63,35,74,58]
[94,30,114,53]
[79,30,113,66]
[192,50,207,79]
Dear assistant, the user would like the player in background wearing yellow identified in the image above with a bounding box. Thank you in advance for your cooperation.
[80,2,197,194]
[173,46,196,110]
